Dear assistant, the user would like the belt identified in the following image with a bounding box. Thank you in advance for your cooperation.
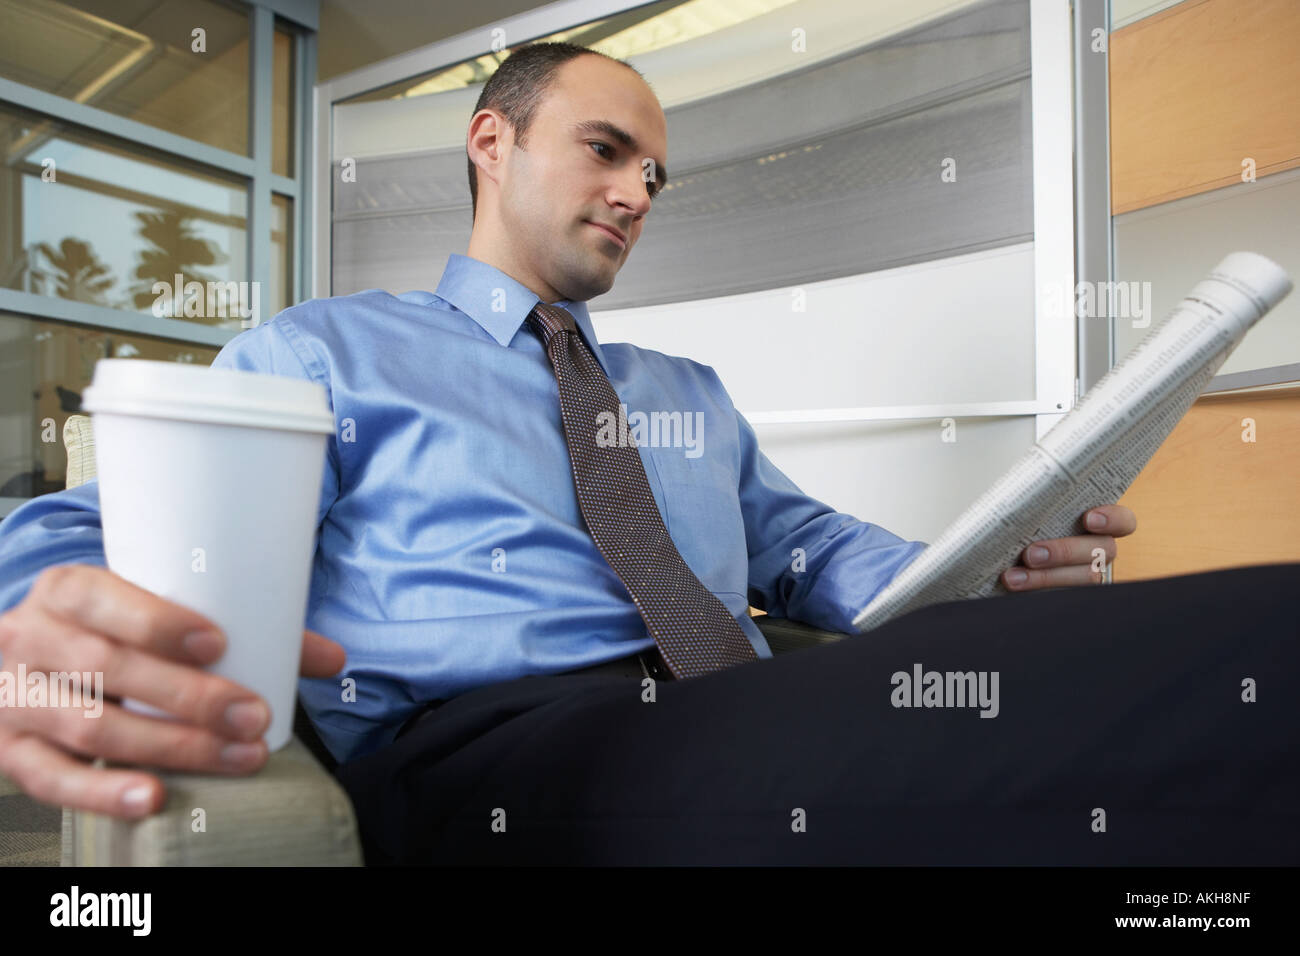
[396,647,673,740]
[564,646,674,682]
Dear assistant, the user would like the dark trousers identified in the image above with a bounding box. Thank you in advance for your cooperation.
[334,562,1300,865]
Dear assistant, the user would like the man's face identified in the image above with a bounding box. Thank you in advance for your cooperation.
[477,55,668,303]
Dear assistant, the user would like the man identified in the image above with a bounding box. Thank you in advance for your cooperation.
[0,43,1294,865]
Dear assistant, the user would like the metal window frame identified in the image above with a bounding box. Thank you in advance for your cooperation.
[1027,0,1078,440]
[314,0,1083,439]
[1076,0,1114,395]
[250,5,274,320]
[295,24,316,300]
[0,0,316,344]
[0,0,318,517]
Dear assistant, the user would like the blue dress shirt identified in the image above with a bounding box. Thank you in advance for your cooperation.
[0,253,926,762]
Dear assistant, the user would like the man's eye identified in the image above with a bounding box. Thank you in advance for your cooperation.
[591,141,658,201]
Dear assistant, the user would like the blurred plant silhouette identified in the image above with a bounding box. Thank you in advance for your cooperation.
[129,210,228,312]
[32,237,115,305]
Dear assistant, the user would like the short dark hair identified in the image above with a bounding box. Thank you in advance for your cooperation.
[466,42,643,223]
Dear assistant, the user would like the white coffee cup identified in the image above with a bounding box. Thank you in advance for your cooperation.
[81,359,335,751]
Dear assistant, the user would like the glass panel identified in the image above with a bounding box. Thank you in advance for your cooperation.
[270,193,293,315]
[0,102,250,330]
[1113,172,1300,376]
[0,0,251,156]
[0,311,220,498]
[272,26,295,177]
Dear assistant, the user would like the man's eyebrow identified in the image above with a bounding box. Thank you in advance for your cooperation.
[573,119,667,187]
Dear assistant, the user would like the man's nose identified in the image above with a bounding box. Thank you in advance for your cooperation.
[615,169,652,216]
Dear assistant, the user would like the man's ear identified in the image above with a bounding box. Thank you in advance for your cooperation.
[467,109,508,191]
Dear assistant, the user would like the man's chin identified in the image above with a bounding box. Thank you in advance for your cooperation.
[559,263,618,302]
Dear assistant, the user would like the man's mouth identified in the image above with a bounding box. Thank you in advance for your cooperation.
[586,221,627,249]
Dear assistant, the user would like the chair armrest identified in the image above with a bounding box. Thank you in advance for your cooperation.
[62,414,97,488]
[755,615,851,654]
[63,736,362,866]
[58,415,361,865]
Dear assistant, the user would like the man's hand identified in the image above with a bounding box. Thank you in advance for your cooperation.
[0,564,346,821]
[1000,504,1137,592]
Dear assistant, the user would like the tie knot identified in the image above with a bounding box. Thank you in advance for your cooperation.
[527,302,578,345]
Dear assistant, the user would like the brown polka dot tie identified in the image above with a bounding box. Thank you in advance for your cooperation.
[527,302,759,679]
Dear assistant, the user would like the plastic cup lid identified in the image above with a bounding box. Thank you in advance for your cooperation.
[80,359,335,435]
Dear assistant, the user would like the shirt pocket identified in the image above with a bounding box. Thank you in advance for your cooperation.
[645,446,747,595]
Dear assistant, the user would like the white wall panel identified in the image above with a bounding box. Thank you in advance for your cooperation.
[750,416,1039,544]
[588,242,1037,415]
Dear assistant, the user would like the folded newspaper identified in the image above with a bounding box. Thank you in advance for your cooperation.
[852,251,1294,633]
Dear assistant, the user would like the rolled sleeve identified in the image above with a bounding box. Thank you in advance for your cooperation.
[736,409,926,633]
[0,481,107,614]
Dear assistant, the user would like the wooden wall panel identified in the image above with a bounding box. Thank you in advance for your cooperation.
[1115,385,1300,580]
[1110,0,1300,214]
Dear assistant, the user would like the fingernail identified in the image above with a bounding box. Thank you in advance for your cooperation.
[1005,569,1028,586]
[183,629,224,663]
[221,742,264,767]
[1027,546,1050,564]
[225,700,268,735]
[1086,512,1107,530]
[121,784,153,813]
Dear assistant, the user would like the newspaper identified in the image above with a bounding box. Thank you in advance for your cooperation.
[852,251,1294,633]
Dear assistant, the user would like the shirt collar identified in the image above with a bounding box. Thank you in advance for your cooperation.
[435,253,611,376]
